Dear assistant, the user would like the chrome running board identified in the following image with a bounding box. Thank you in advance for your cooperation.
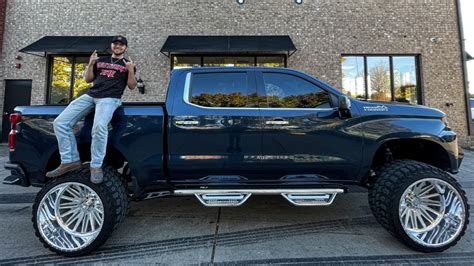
[196,193,251,207]
[281,192,338,206]
[173,189,344,207]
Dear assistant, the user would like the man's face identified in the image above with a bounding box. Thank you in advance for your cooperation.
[111,41,127,55]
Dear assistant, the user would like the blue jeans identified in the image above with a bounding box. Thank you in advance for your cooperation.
[53,94,122,168]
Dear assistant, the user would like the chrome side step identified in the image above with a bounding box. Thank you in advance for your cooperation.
[195,193,252,207]
[281,192,337,206]
[173,189,344,207]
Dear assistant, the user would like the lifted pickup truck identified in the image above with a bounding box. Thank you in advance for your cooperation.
[4,67,469,256]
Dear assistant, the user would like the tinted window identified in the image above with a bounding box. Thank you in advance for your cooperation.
[172,55,286,70]
[393,57,418,104]
[203,57,253,67]
[341,55,420,104]
[49,56,94,104]
[367,57,391,102]
[341,56,366,99]
[173,56,201,69]
[257,56,285,67]
[261,73,331,108]
[189,72,256,107]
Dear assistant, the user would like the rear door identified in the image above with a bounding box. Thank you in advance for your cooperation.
[256,70,363,181]
[167,69,262,182]
[2,80,32,142]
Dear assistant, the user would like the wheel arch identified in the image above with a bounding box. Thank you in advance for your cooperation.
[366,138,452,184]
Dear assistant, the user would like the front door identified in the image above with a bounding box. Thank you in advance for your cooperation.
[167,70,262,182]
[256,71,363,181]
[2,80,32,142]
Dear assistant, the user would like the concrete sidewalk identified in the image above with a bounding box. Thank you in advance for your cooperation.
[0,144,473,264]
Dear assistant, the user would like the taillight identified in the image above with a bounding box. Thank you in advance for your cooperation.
[8,131,16,151]
[9,113,22,152]
[10,113,22,124]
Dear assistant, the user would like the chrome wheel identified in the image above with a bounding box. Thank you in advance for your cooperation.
[399,178,466,247]
[36,182,104,252]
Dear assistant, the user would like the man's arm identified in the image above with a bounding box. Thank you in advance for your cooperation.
[85,50,98,83]
[125,57,137,90]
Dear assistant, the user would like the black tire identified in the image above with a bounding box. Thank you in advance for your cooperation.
[368,160,470,252]
[32,164,129,256]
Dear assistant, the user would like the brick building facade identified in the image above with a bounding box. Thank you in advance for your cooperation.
[0,0,472,146]
[0,0,5,54]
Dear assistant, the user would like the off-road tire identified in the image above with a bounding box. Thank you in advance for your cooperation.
[32,164,129,256]
[368,160,469,252]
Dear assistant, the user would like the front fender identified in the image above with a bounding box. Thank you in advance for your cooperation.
[359,116,460,181]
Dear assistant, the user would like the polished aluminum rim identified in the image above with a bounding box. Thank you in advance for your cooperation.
[399,178,466,247]
[37,182,104,252]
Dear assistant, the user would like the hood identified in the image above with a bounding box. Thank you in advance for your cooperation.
[352,99,445,119]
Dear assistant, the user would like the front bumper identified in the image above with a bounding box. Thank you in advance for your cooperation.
[3,162,29,187]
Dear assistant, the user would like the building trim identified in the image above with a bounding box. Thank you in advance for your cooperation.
[455,0,472,135]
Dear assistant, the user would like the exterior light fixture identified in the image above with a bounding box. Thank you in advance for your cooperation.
[236,0,245,5]
[137,78,145,94]
[295,0,303,4]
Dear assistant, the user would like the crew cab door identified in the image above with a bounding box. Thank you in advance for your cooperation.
[256,70,363,181]
[167,69,261,182]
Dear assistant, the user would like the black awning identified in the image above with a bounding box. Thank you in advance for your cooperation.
[160,35,297,56]
[19,36,114,56]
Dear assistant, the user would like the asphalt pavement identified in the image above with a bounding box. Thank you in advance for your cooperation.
[0,144,473,265]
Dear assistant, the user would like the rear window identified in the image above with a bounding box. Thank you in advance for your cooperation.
[188,72,255,108]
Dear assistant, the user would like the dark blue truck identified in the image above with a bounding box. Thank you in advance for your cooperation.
[4,67,469,256]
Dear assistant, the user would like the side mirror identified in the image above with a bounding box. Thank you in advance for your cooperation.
[338,95,352,118]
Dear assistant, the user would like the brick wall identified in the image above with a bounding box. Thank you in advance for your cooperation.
[0,0,7,53]
[0,0,5,54]
[0,0,471,146]
[0,0,6,137]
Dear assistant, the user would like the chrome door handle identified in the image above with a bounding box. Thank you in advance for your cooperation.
[265,119,289,125]
[175,120,199,126]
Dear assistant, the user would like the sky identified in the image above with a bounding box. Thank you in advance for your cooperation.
[461,0,474,94]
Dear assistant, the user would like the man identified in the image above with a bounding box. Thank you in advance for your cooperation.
[46,35,137,184]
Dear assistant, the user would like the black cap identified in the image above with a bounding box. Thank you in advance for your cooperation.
[111,35,128,46]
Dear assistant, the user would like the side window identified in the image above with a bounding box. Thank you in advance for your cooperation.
[189,72,256,108]
[261,73,331,108]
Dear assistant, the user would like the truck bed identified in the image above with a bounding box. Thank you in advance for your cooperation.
[10,104,166,187]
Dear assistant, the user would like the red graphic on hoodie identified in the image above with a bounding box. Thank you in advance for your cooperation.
[97,61,128,78]
[100,69,116,78]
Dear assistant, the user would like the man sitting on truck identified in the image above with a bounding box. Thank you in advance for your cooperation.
[46,35,137,184]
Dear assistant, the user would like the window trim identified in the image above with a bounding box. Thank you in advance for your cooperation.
[183,70,336,111]
[183,71,258,110]
[256,71,335,110]
[341,54,422,104]
[171,54,287,70]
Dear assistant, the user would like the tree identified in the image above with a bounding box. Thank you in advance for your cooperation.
[50,57,91,104]
[369,64,390,101]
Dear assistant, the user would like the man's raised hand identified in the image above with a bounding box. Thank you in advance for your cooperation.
[89,50,98,65]
[125,57,135,72]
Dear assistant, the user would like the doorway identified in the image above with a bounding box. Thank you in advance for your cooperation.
[1,80,32,142]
